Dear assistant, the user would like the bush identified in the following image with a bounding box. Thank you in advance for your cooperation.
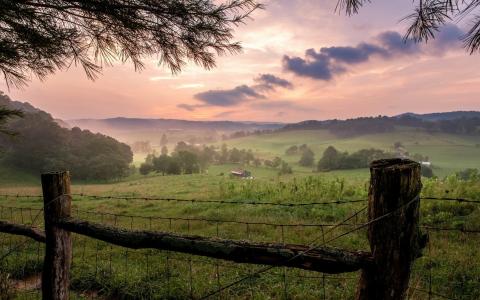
[278,161,293,175]
[421,165,434,178]
[456,168,479,181]
[285,145,298,155]
[139,163,153,175]
[317,146,395,171]
[299,147,315,167]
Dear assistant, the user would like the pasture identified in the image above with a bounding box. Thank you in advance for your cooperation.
[216,128,480,178]
[0,164,479,299]
[0,128,479,298]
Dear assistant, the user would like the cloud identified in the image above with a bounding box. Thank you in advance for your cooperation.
[194,85,265,107]
[283,51,342,80]
[376,31,420,54]
[284,24,463,81]
[178,74,293,111]
[177,103,204,111]
[319,43,388,64]
[431,23,464,52]
[254,74,294,90]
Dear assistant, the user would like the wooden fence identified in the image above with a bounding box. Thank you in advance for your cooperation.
[0,159,434,299]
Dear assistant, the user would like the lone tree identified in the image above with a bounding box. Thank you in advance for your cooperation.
[0,0,262,88]
[299,147,315,167]
[337,0,480,53]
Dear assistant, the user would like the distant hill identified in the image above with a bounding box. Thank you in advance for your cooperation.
[0,93,133,180]
[67,118,284,144]
[0,92,41,114]
[68,111,480,143]
[281,113,480,137]
[396,111,480,121]
[68,118,284,132]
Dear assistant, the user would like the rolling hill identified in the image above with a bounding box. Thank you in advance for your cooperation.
[396,111,480,121]
[217,128,480,178]
[67,117,284,144]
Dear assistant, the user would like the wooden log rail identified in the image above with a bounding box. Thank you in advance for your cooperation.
[0,220,46,242]
[56,217,373,274]
[0,216,373,274]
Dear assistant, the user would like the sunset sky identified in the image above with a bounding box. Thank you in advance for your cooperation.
[2,0,479,122]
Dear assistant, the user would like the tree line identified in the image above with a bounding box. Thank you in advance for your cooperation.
[286,144,391,170]
[139,142,257,175]
[0,94,133,180]
[316,146,434,177]
[284,142,434,177]
[139,142,294,176]
[282,115,480,137]
[317,146,394,171]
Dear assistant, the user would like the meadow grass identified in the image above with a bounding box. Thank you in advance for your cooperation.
[217,128,480,178]
[0,168,479,299]
[0,128,479,298]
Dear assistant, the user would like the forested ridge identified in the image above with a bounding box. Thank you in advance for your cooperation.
[281,114,480,137]
[0,93,132,180]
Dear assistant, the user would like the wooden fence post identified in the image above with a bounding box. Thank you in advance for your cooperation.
[355,159,423,300]
[41,171,72,300]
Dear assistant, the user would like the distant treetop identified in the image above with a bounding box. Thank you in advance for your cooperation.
[0,0,262,87]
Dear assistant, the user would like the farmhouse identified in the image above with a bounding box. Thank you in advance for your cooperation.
[230,169,252,178]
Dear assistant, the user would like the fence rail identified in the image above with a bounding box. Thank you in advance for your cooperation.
[0,159,479,299]
[0,220,45,242]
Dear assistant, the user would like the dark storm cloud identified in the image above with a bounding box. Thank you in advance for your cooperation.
[284,24,464,80]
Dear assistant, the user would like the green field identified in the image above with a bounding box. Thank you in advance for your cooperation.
[215,128,480,178]
[0,128,479,299]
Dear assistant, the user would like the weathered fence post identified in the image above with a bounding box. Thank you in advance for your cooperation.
[355,159,423,300]
[41,171,72,300]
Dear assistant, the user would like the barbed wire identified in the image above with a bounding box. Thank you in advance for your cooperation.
[0,193,368,206]
[2,204,480,234]
[0,194,42,199]
[2,193,480,206]
[199,205,369,299]
[420,196,480,204]
[71,193,368,207]
[72,208,363,228]
[200,195,421,299]
[421,225,480,233]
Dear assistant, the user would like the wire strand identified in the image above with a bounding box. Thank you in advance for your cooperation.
[200,195,420,299]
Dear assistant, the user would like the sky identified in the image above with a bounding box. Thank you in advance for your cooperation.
[2,0,480,122]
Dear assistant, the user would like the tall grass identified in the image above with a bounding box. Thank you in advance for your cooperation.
[0,174,479,299]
